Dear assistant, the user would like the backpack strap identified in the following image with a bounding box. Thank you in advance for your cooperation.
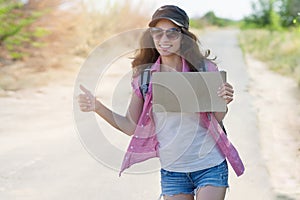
[203,59,208,72]
[204,59,227,134]
[140,66,151,100]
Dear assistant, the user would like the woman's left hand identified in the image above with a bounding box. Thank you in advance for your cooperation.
[217,82,234,104]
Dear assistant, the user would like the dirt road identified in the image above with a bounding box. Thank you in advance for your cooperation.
[201,29,274,200]
[0,29,299,200]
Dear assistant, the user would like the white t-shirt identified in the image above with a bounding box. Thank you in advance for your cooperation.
[154,112,225,172]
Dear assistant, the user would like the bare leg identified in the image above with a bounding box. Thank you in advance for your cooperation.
[196,186,227,200]
[163,194,194,200]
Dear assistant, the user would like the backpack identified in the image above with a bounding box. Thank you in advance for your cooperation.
[139,60,227,133]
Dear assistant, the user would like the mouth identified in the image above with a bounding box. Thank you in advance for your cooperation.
[159,44,172,50]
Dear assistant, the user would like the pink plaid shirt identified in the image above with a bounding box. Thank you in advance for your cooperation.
[119,57,245,177]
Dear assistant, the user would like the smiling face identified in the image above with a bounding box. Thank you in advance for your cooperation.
[150,19,182,58]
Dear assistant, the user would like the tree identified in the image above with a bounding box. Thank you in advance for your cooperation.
[0,0,27,43]
[279,0,300,27]
[0,0,49,60]
[244,0,281,29]
[243,0,300,29]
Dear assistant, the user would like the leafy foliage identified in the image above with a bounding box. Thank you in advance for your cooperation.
[190,11,238,29]
[0,0,48,60]
[279,0,300,27]
[242,0,300,30]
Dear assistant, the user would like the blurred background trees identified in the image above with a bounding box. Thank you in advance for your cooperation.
[242,0,300,29]
[0,0,299,89]
[0,0,148,63]
[239,0,300,86]
[0,0,298,63]
[280,0,300,27]
[0,0,149,90]
[0,0,45,60]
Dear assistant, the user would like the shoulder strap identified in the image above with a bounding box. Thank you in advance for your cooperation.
[204,60,227,134]
[140,67,151,100]
[203,59,208,72]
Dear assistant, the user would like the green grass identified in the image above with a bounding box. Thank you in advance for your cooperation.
[239,29,300,87]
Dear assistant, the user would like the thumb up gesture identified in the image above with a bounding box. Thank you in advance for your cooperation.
[78,85,97,112]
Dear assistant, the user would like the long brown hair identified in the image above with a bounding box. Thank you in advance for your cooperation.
[131,27,214,76]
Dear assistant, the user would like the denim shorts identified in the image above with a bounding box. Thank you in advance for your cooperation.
[160,160,229,197]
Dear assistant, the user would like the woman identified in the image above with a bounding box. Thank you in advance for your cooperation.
[78,5,240,200]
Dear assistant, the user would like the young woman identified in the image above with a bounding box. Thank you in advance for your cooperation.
[78,5,241,200]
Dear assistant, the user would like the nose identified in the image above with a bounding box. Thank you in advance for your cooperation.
[160,32,169,41]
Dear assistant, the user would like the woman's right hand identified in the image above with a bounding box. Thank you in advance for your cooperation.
[78,85,98,112]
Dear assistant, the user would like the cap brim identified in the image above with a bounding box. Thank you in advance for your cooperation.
[148,17,184,28]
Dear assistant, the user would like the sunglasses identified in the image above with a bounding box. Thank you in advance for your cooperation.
[149,27,182,41]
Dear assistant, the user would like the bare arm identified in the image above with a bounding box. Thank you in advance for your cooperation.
[214,82,234,122]
[78,85,143,136]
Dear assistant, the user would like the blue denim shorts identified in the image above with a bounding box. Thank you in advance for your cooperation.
[160,160,229,197]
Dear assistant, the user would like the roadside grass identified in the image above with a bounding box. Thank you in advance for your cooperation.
[72,1,149,57]
[0,0,149,92]
[238,29,300,87]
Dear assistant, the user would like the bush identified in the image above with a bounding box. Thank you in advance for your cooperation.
[0,0,48,60]
[239,29,300,86]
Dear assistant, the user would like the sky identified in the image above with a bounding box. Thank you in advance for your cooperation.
[85,0,258,20]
